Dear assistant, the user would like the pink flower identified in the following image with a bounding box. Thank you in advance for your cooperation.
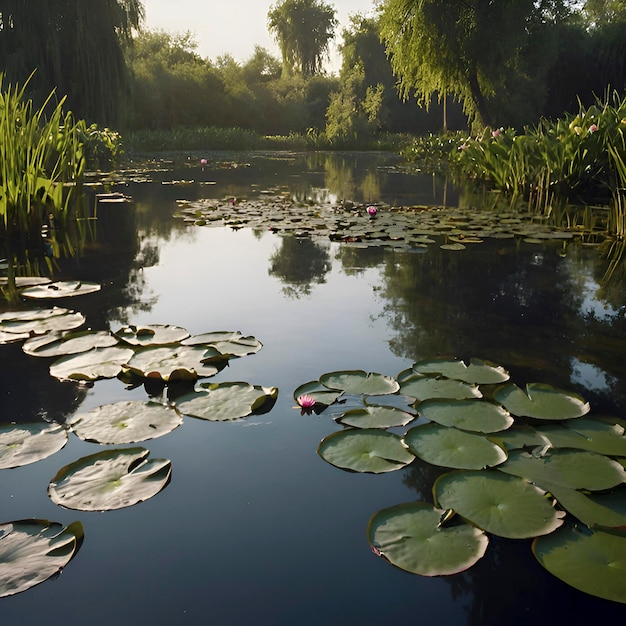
[367,206,377,217]
[297,394,316,409]
[588,124,598,133]
[492,129,501,138]
[200,158,207,165]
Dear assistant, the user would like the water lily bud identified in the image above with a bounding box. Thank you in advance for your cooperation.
[367,206,377,217]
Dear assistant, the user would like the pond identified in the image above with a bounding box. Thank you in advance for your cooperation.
[2,151,626,625]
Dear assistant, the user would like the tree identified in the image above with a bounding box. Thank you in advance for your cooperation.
[0,0,144,125]
[378,0,573,128]
[267,0,337,77]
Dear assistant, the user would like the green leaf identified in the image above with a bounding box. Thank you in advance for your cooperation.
[399,373,482,402]
[337,404,416,429]
[319,370,400,395]
[0,307,85,335]
[547,484,626,528]
[533,524,626,603]
[367,502,488,576]
[317,428,415,473]
[114,324,190,346]
[418,398,513,433]
[0,519,84,597]
[176,382,278,421]
[48,447,171,511]
[433,470,565,539]
[293,380,342,407]
[22,330,118,358]
[494,382,590,420]
[411,357,510,384]
[535,418,626,457]
[497,449,626,491]
[182,331,263,357]
[49,346,135,381]
[0,422,68,469]
[20,281,101,299]
[404,424,508,469]
[67,400,183,444]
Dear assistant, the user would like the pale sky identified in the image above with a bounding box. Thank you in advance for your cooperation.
[142,0,376,73]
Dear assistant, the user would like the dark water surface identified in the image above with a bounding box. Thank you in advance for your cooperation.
[2,152,626,625]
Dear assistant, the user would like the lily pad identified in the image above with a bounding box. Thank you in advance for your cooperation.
[367,502,489,576]
[48,447,171,511]
[319,370,400,396]
[292,380,342,407]
[0,422,68,469]
[404,424,508,469]
[0,330,30,345]
[535,418,626,457]
[434,470,565,538]
[317,428,415,473]
[497,449,626,491]
[22,330,119,358]
[176,382,278,421]
[399,373,482,402]
[418,398,513,433]
[533,524,626,603]
[182,331,263,357]
[49,346,135,381]
[0,519,84,597]
[114,324,190,346]
[410,357,510,385]
[21,281,101,299]
[494,382,590,420]
[337,404,416,429]
[547,484,626,528]
[0,307,85,335]
[67,400,183,444]
[123,345,226,382]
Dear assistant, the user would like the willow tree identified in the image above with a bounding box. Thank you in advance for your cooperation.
[0,0,144,125]
[267,0,337,77]
[378,0,572,128]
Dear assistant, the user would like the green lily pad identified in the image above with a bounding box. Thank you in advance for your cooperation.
[399,373,482,402]
[367,502,489,576]
[48,447,171,511]
[533,524,626,603]
[535,418,626,457]
[404,424,508,469]
[494,424,551,451]
[337,404,416,429]
[317,428,415,473]
[21,281,101,299]
[418,398,513,433]
[547,483,626,528]
[434,470,565,538]
[49,346,135,381]
[410,357,510,385]
[0,422,68,469]
[494,382,590,420]
[114,324,190,346]
[497,449,626,491]
[123,345,225,382]
[182,331,262,357]
[22,330,119,358]
[293,380,342,407]
[176,382,278,421]
[0,307,85,335]
[0,519,84,597]
[319,370,400,396]
[67,400,183,444]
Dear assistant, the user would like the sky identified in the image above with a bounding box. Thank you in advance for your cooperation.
[141,0,376,73]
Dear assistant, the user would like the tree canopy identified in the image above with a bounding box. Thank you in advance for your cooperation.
[267,0,338,77]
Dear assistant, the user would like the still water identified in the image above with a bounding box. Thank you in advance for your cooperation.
[2,152,626,625]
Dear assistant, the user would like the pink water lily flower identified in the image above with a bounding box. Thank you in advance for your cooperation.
[367,206,377,217]
[200,158,208,165]
[588,124,598,133]
[297,394,316,409]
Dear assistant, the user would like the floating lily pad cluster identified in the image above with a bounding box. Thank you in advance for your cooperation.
[0,313,276,597]
[174,194,579,250]
[294,357,626,604]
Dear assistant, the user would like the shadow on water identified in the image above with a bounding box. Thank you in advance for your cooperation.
[1,151,626,625]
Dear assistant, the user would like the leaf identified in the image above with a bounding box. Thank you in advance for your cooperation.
[48,447,171,511]
[0,307,85,335]
[433,470,565,539]
[319,370,400,395]
[410,357,510,384]
[533,524,626,603]
[403,424,508,469]
[0,422,68,469]
[547,484,626,528]
[337,404,416,429]
[494,382,590,420]
[182,331,263,357]
[67,400,183,444]
[399,373,482,402]
[114,324,190,346]
[22,330,119,358]
[21,281,101,299]
[292,380,342,407]
[0,519,84,597]
[418,398,513,433]
[49,346,135,381]
[317,428,415,473]
[176,382,278,421]
[367,502,488,576]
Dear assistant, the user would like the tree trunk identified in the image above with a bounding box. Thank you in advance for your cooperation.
[467,69,492,128]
